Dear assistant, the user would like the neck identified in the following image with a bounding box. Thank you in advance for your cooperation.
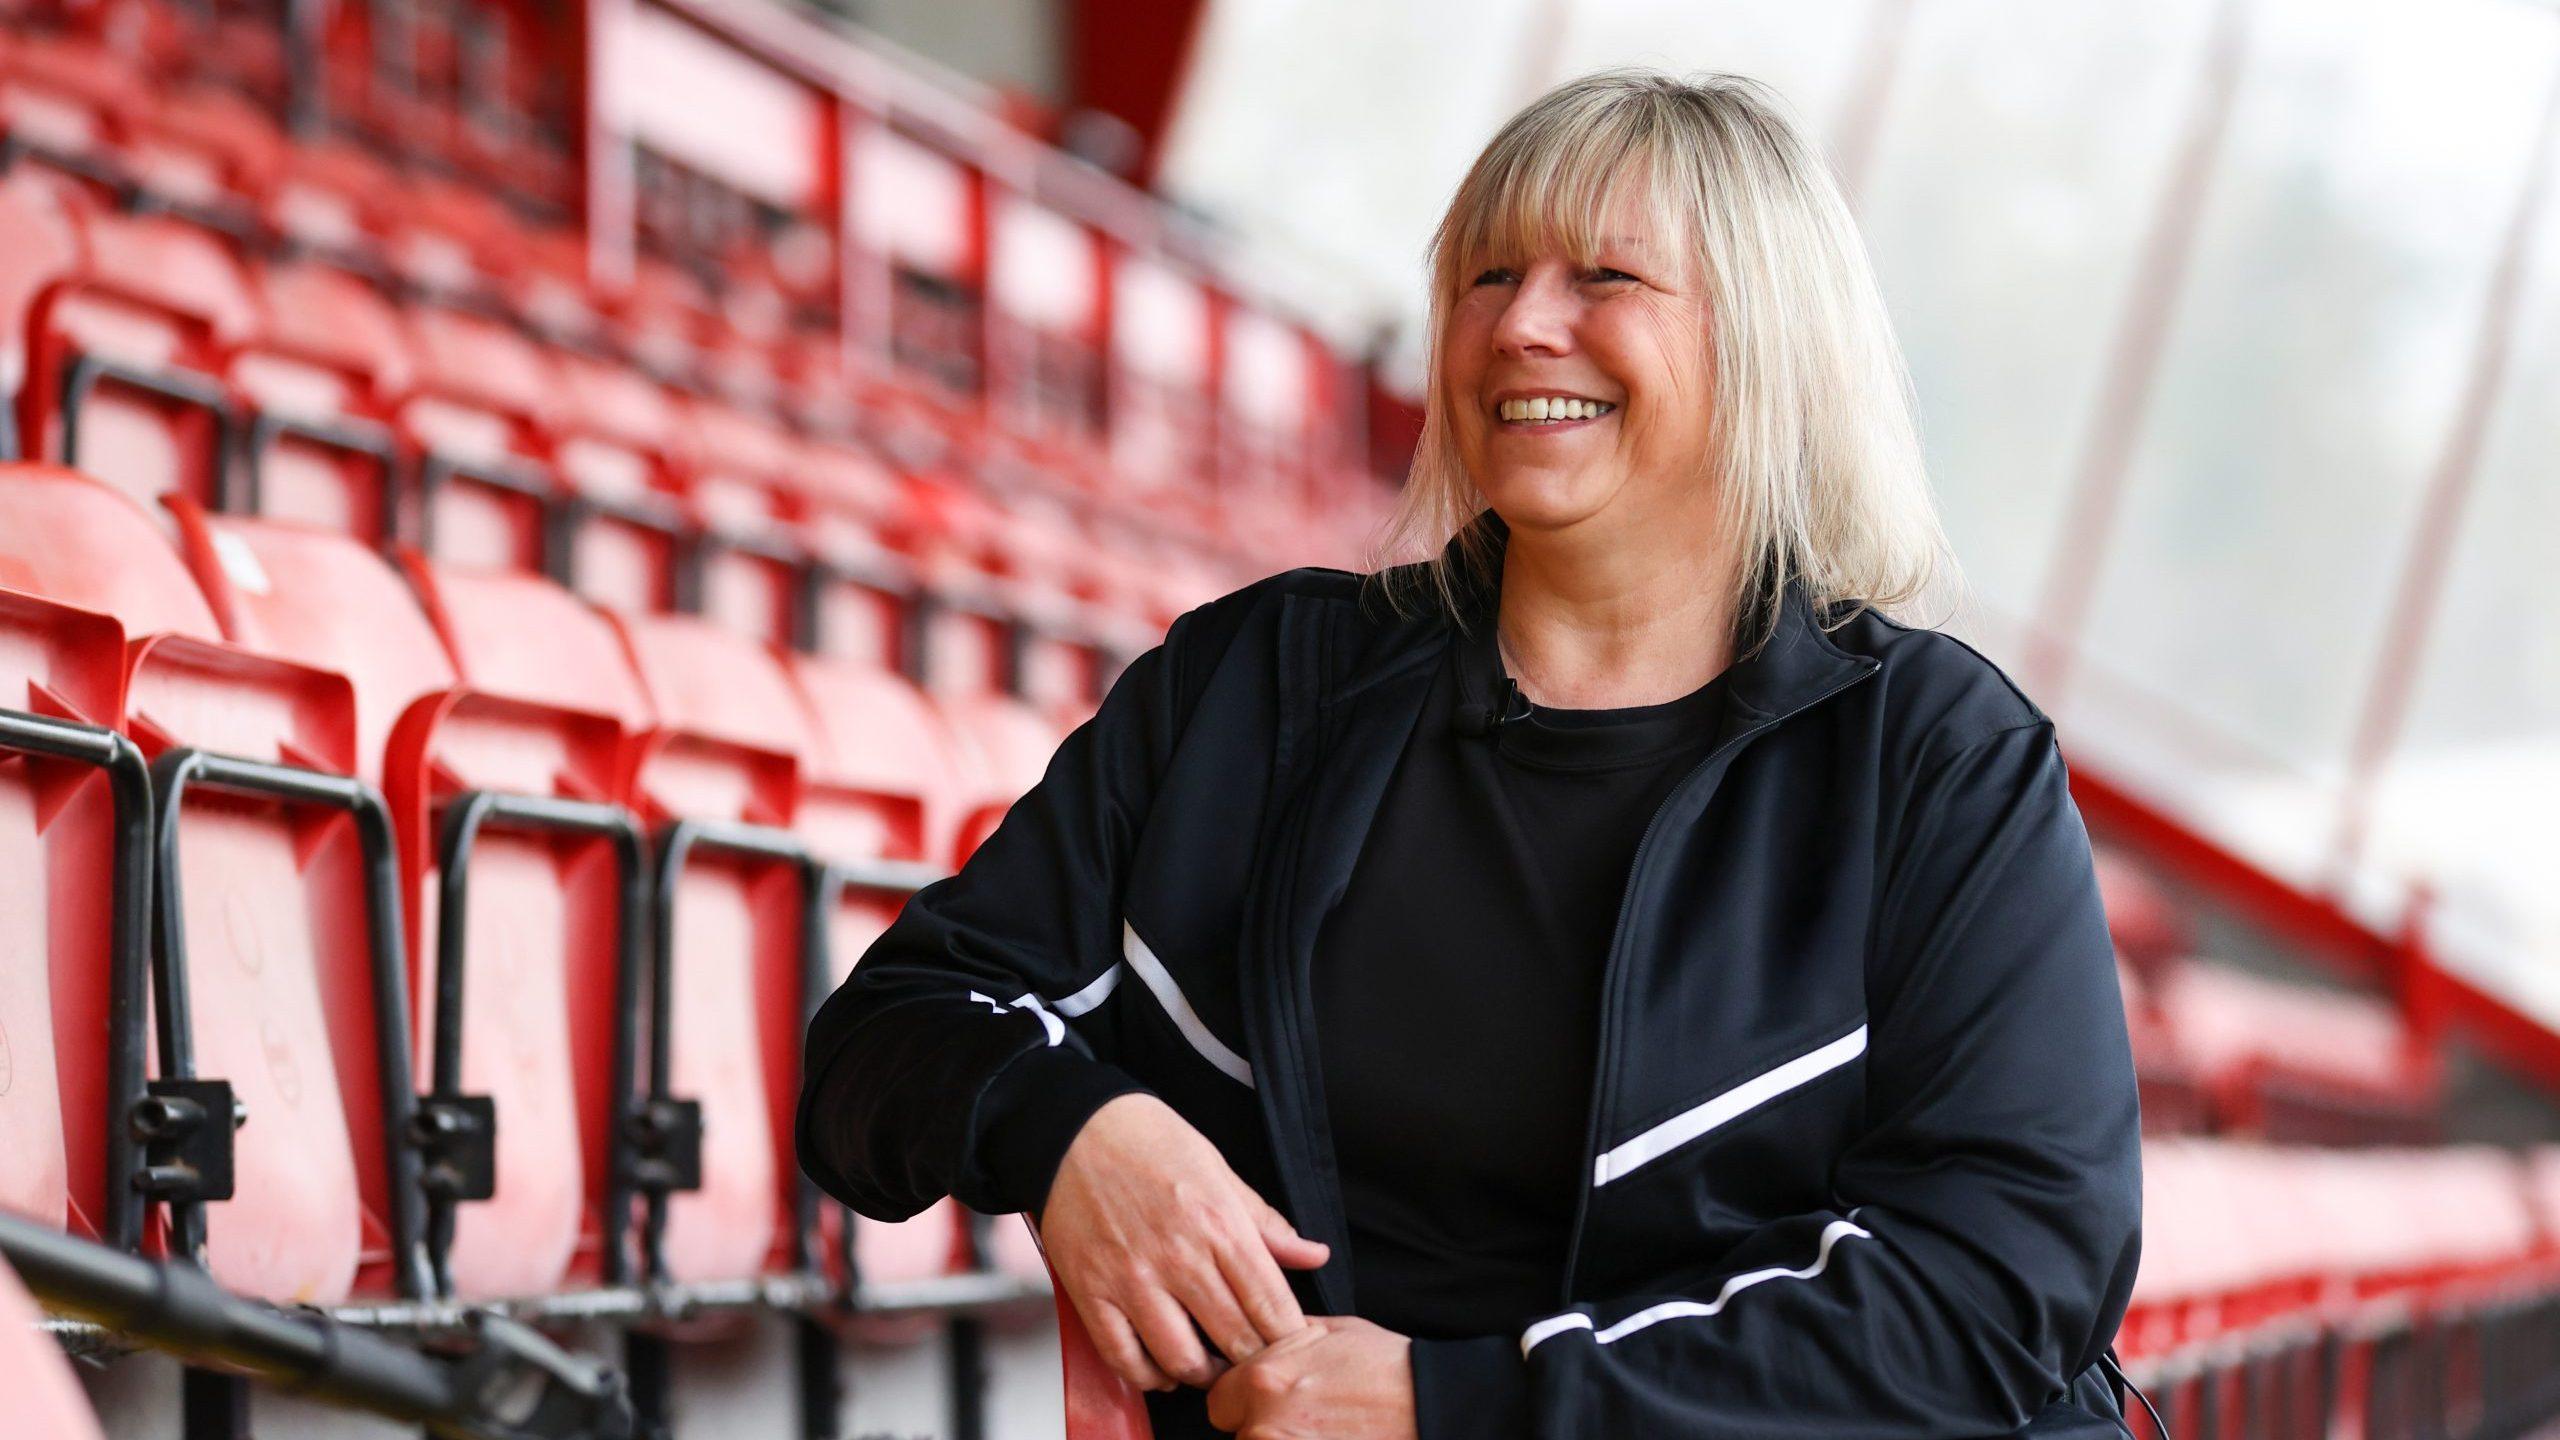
[1491,510,1743,710]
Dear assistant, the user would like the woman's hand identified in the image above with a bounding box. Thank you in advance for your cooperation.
[1203,1314,1417,1439]
[1039,1092,1333,1391]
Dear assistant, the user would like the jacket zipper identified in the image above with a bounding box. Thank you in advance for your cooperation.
[1555,661,1880,1306]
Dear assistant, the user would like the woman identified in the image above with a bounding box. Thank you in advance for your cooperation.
[800,68,2142,1440]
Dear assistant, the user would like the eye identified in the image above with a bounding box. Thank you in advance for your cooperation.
[1470,267,1519,287]
[1587,267,1639,284]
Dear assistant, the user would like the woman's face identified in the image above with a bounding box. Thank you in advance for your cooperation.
[1440,188,1715,539]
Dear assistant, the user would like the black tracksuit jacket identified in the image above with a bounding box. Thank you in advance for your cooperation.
[798,518,2144,1439]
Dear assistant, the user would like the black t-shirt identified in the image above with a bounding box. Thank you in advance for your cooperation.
[1309,610,1733,1340]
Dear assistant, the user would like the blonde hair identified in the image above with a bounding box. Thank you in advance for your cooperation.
[1369,67,1959,658]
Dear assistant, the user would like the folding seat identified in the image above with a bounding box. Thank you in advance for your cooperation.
[400,555,667,1291]
[0,463,418,1304]
[0,1247,107,1440]
[173,509,652,1300]
[612,255,720,389]
[547,350,692,615]
[606,610,826,1287]
[794,437,926,673]
[266,136,402,275]
[230,260,414,544]
[120,84,283,236]
[0,583,132,1239]
[903,477,1028,705]
[0,31,146,200]
[398,303,564,574]
[6,189,259,515]
[785,652,972,1330]
[685,395,811,648]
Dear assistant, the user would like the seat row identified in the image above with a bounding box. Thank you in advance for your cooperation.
[0,460,1072,1318]
[2124,1137,2560,1364]
[0,26,1370,581]
[0,166,1264,725]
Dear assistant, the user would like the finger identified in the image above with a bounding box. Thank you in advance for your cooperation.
[1126,1284,1221,1389]
[1255,1198,1332,1270]
[1213,1228,1310,1345]
[1169,1249,1269,1364]
[1082,1295,1177,1393]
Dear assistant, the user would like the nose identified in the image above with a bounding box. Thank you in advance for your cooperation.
[1491,265,1578,359]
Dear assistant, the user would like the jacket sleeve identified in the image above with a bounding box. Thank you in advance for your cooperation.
[1409,719,2144,1440]
[794,600,1222,1223]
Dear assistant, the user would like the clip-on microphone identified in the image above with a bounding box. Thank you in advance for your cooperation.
[1454,676,1533,738]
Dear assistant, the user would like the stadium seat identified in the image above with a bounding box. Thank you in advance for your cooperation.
[684,396,808,648]
[0,31,146,200]
[399,555,658,1291]
[398,304,562,574]
[232,259,413,543]
[174,510,651,1299]
[786,651,973,1329]
[789,439,923,671]
[547,350,691,615]
[0,186,257,515]
[0,585,128,1238]
[610,611,823,1284]
[121,84,282,234]
[266,136,402,274]
[0,463,396,1304]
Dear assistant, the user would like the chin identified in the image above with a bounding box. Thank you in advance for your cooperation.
[1474,470,1615,533]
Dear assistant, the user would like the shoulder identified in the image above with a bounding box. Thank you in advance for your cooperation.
[1819,602,2053,773]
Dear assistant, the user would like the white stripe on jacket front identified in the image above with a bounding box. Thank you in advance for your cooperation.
[1592,1023,1868,1186]
[1518,1217,1874,1357]
[1122,921,1256,1088]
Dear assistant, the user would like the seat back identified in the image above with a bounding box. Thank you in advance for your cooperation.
[0,587,124,1237]
[787,651,970,1312]
[28,209,259,514]
[613,612,817,1283]
[403,557,655,1293]
[0,463,372,1304]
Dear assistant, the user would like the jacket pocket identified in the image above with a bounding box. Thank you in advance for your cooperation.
[1595,1019,1868,1186]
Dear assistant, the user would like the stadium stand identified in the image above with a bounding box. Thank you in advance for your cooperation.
[0,0,2554,1437]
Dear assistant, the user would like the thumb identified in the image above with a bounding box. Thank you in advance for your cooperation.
[1256,1200,1331,1269]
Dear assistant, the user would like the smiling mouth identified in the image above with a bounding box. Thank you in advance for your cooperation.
[1493,397,1617,430]
[1496,407,1617,433]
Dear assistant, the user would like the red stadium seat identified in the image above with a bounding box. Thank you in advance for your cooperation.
[794,438,923,671]
[121,84,283,231]
[175,512,650,1300]
[399,304,562,573]
[0,586,125,1238]
[400,556,657,1292]
[0,464,395,1304]
[685,396,808,648]
[0,31,146,199]
[548,350,690,615]
[232,259,413,543]
[786,652,973,1316]
[0,186,257,514]
[266,137,402,273]
[610,611,821,1284]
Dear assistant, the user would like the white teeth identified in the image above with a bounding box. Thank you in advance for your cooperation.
[1497,396,1614,423]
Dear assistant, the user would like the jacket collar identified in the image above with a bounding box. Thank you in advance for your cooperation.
[1341,509,1877,724]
